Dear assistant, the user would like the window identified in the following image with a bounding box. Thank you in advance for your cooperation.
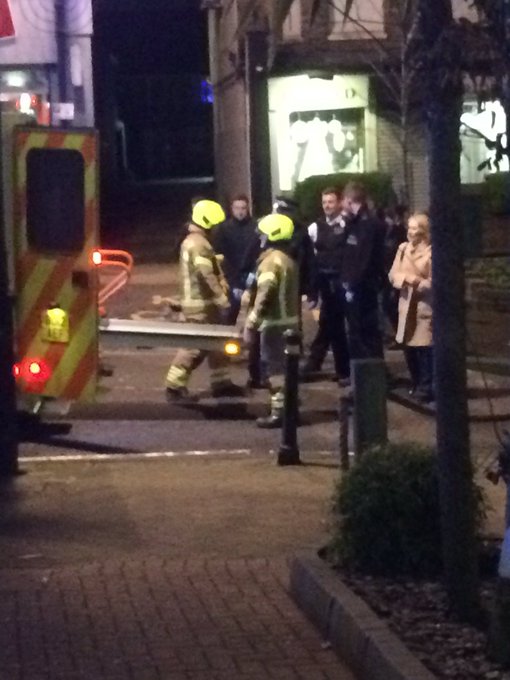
[460,99,509,184]
[452,0,479,21]
[288,108,365,185]
[282,0,302,41]
[26,148,85,254]
[329,0,386,40]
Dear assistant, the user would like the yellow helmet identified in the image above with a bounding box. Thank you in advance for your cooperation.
[192,200,226,229]
[258,213,294,242]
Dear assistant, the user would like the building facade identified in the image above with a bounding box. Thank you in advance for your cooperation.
[205,0,501,214]
[0,0,95,127]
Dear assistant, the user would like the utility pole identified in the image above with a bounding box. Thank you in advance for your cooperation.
[245,24,272,216]
[55,0,73,127]
[0,111,19,476]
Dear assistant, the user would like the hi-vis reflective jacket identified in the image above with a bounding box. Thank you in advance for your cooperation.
[179,224,230,317]
[246,247,300,330]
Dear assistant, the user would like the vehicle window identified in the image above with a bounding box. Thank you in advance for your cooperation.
[26,148,85,254]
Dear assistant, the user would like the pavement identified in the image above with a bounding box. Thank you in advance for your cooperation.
[3,258,510,680]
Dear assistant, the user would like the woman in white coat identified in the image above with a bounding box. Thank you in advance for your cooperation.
[388,213,433,402]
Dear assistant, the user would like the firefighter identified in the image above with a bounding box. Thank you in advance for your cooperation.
[244,213,300,428]
[165,199,244,401]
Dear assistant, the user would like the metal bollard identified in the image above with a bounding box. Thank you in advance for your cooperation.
[352,358,387,457]
[278,329,301,466]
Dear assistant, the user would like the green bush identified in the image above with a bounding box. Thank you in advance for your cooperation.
[330,443,485,577]
[293,172,395,224]
[482,172,510,215]
[466,257,510,289]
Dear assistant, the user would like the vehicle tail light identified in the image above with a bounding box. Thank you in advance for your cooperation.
[91,249,103,266]
[17,358,52,384]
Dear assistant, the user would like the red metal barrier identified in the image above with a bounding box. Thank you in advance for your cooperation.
[94,249,134,316]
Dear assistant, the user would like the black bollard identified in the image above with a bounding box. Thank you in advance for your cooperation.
[278,329,301,466]
[352,358,387,457]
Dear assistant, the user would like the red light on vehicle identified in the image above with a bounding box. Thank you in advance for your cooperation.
[91,249,102,266]
[21,358,51,383]
[29,361,42,375]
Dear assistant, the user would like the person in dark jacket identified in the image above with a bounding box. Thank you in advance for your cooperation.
[380,205,409,344]
[341,182,385,360]
[301,187,350,384]
[215,194,267,389]
[212,194,259,324]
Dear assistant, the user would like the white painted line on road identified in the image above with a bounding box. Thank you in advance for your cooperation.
[20,449,253,463]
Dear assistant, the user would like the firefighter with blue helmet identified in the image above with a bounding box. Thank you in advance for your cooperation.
[165,200,244,401]
[244,213,300,428]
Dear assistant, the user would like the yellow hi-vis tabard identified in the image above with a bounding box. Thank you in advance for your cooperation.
[41,305,70,344]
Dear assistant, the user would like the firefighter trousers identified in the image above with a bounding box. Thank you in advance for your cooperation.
[165,312,231,390]
[260,327,286,413]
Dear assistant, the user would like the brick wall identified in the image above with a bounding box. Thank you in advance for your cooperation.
[376,115,429,210]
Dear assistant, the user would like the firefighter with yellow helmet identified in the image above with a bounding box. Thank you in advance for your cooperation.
[165,200,244,401]
[244,213,300,428]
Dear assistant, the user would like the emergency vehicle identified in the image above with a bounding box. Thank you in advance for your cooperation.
[2,115,241,416]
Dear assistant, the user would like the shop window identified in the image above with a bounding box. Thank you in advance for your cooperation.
[26,149,85,254]
[282,0,302,41]
[452,0,479,21]
[288,108,365,185]
[329,0,386,40]
[460,99,509,184]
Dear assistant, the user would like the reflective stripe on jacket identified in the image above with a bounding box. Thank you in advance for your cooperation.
[180,225,229,316]
[246,247,299,330]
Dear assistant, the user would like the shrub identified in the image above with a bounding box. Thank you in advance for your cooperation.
[330,443,485,577]
[482,172,510,215]
[293,172,395,224]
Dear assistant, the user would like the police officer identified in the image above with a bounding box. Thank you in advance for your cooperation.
[165,199,244,401]
[341,182,385,360]
[244,213,300,428]
[301,187,350,384]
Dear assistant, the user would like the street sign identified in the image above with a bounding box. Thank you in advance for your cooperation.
[53,102,75,121]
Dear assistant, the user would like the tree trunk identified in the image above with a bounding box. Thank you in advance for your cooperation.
[419,0,480,621]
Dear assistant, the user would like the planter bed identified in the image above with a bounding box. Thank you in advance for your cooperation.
[290,553,508,680]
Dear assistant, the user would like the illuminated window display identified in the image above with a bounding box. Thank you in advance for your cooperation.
[288,108,364,185]
[268,74,375,196]
[460,99,509,183]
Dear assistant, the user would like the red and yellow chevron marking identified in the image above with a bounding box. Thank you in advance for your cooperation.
[13,127,99,402]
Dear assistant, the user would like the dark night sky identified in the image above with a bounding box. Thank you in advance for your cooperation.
[94,0,207,76]
[93,0,212,182]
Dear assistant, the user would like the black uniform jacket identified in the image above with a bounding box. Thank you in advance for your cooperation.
[341,209,385,291]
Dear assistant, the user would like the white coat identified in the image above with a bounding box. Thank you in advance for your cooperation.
[388,241,432,346]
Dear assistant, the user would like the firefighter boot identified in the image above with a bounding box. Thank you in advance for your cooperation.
[256,391,283,429]
[211,381,245,398]
[165,386,198,403]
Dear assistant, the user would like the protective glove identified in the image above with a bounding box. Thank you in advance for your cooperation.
[245,272,256,289]
[342,284,354,303]
[232,288,244,301]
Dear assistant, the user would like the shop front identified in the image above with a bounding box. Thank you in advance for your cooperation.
[268,73,376,197]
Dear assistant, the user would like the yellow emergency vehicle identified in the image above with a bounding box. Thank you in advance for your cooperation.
[2,115,240,416]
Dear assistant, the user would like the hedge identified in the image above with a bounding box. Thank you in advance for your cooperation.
[293,172,396,224]
[482,172,510,215]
